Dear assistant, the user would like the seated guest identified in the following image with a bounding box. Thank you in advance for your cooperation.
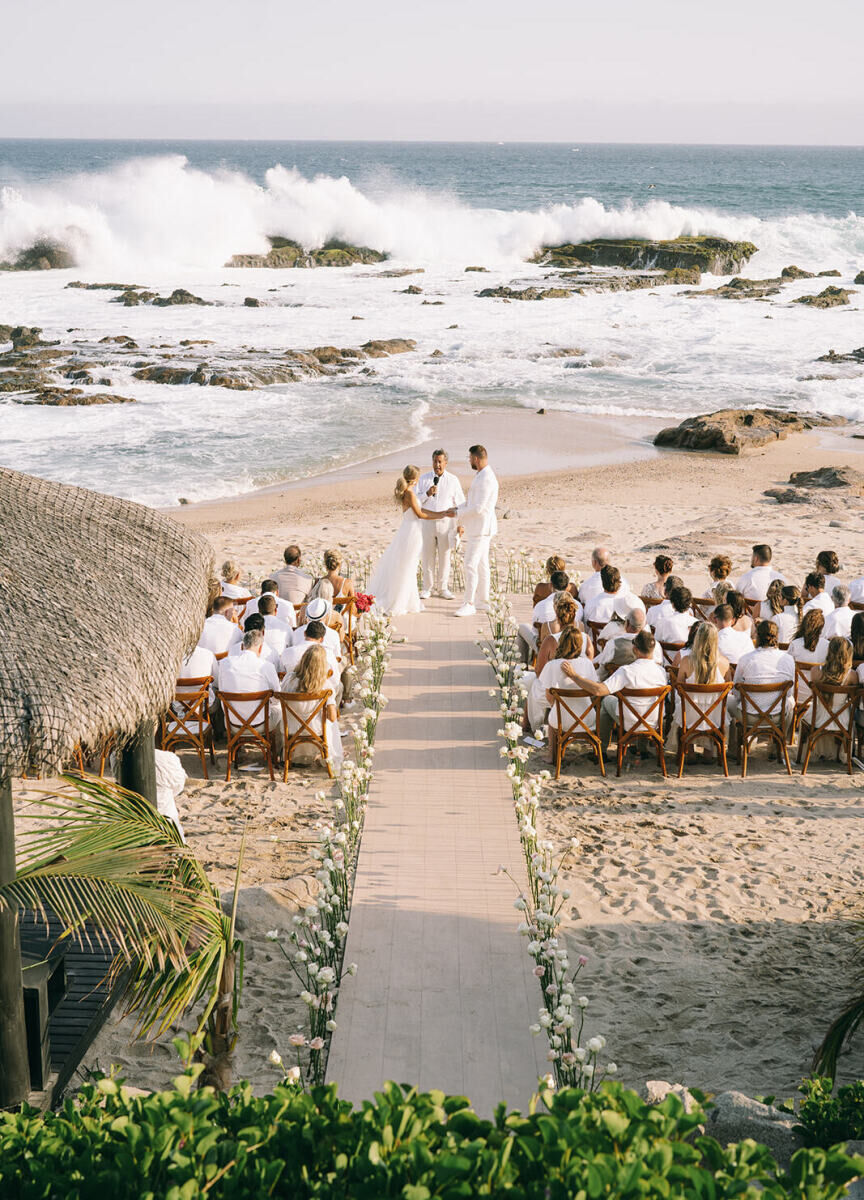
[802,571,833,618]
[257,595,293,656]
[762,582,801,644]
[564,629,668,756]
[217,628,283,758]
[712,579,733,608]
[244,579,296,625]
[579,547,631,606]
[281,644,344,771]
[291,597,354,702]
[642,555,674,601]
[533,592,592,678]
[653,586,696,645]
[595,608,663,679]
[598,596,636,644]
[849,571,864,604]
[312,579,346,641]
[280,618,341,694]
[274,545,314,606]
[727,590,755,637]
[760,578,785,621]
[180,642,218,687]
[736,544,785,601]
[518,571,579,664]
[584,565,640,626]
[712,604,754,666]
[647,575,684,628]
[670,622,731,759]
[700,554,733,599]
[154,748,187,841]
[532,556,577,606]
[220,560,247,600]
[525,625,596,735]
[852,612,864,663]
[789,610,830,700]
[318,550,356,609]
[816,550,843,596]
[808,637,858,758]
[228,613,280,669]
[198,597,243,655]
[823,584,854,639]
[728,620,795,724]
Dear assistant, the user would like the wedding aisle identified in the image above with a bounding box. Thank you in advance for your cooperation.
[326,599,546,1113]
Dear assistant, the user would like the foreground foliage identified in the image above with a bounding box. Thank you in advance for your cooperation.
[2,1075,863,1199]
[794,1076,864,1147]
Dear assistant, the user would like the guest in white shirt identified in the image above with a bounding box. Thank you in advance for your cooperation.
[823,584,854,640]
[852,613,864,666]
[584,565,642,626]
[735,544,785,602]
[579,547,631,607]
[565,629,668,755]
[274,545,314,607]
[257,595,293,656]
[816,550,843,597]
[154,749,187,841]
[711,604,755,666]
[526,625,596,735]
[647,575,684,628]
[244,579,296,626]
[281,644,344,772]
[417,449,466,600]
[518,571,580,664]
[802,571,834,618]
[849,573,864,604]
[198,597,243,656]
[759,580,801,645]
[229,614,281,670]
[807,637,858,757]
[179,643,218,687]
[595,609,663,678]
[280,619,342,702]
[292,597,354,702]
[598,596,638,645]
[653,586,697,646]
[728,620,795,725]
[220,560,248,600]
[217,628,283,756]
[789,608,830,707]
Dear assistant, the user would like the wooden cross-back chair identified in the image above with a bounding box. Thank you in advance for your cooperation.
[659,641,687,674]
[587,620,606,650]
[744,599,763,622]
[548,689,604,778]
[161,676,216,779]
[734,681,793,777]
[850,601,864,613]
[675,682,734,777]
[799,683,860,775]
[277,690,336,780]
[790,660,820,742]
[614,686,671,778]
[642,596,664,611]
[691,598,715,622]
[232,596,254,623]
[220,690,275,781]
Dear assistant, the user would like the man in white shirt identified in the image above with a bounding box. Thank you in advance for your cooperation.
[274,545,314,607]
[180,643,218,685]
[455,445,499,617]
[653,586,697,646]
[712,604,754,666]
[217,628,283,756]
[579,547,631,607]
[802,572,834,618]
[646,576,685,629]
[728,621,795,725]
[244,579,296,626]
[257,595,293,656]
[735,544,785,602]
[823,584,854,639]
[280,619,343,702]
[197,597,243,656]
[564,629,668,754]
[228,615,280,670]
[848,573,864,603]
[584,566,643,627]
[417,449,466,601]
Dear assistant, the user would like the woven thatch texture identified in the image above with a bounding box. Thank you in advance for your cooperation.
[0,468,214,780]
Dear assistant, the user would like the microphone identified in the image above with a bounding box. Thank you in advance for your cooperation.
[433,474,441,486]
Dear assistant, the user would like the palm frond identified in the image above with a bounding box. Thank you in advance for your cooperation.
[814,997,864,1080]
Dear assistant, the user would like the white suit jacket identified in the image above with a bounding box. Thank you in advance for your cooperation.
[458,465,499,538]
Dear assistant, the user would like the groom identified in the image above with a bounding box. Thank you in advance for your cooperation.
[454,444,499,617]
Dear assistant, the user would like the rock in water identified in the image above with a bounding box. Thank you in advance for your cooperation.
[816,346,864,364]
[780,264,815,279]
[360,338,417,357]
[794,286,855,308]
[530,236,757,274]
[226,237,387,268]
[654,408,845,454]
[477,286,572,300]
[0,239,76,270]
[856,270,864,285]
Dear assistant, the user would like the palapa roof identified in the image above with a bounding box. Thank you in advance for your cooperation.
[0,467,215,780]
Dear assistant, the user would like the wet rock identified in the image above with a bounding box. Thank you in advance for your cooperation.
[781,265,815,279]
[243,296,261,307]
[227,237,387,268]
[132,364,198,385]
[0,239,75,271]
[0,325,15,343]
[788,465,864,490]
[66,280,141,290]
[0,368,55,393]
[10,326,47,350]
[112,289,158,306]
[794,286,855,308]
[567,267,701,293]
[430,349,444,358]
[687,275,782,300]
[377,267,424,277]
[478,285,572,300]
[152,288,212,307]
[654,408,846,455]
[465,266,489,272]
[816,346,864,364]
[360,338,417,357]
[764,488,812,504]
[99,335,139,348]
[856,271,864,285]
[421,299,445,305]
[206,373,254,391]
[547,347,586,357]
[818,269,842,277]
[531,236,757,274]
[400,284,423,294]
[15,388,135,406]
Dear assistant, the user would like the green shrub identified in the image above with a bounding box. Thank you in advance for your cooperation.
[796,1076,864,1147]
[1,1073,863,1199]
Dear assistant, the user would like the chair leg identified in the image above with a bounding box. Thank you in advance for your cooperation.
[656,735,667,779]
[779,733,792,776]
[198,741,209,781]
[676,732,686,779]
[719,733,729,778]
[596,735,606,778]
[796,725,806,764]
[740,730,748,778]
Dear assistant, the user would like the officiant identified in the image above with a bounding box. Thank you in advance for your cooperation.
[417,449,465,600]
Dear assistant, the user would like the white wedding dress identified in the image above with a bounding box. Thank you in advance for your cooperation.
[368,506,424,616]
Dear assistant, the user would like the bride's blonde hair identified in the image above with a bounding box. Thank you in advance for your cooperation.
[394,465,420,502]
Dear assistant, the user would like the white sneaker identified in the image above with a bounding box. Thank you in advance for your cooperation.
[419,589,432,600]
[440,589,455,600]
[454,603,476,617]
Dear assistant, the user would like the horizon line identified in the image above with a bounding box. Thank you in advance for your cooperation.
[0,136,862,149]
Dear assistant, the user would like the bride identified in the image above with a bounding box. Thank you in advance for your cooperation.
[368,465,457,616]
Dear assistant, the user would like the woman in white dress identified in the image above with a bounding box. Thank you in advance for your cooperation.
[531,626,598,750]
[368,465,456,616]
[281,644,344,772]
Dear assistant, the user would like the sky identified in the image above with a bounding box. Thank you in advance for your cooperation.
[2,0,863,143]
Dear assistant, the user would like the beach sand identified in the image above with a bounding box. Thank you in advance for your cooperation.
[17,407,864,1100]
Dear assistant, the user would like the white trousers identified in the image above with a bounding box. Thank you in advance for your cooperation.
[463,535,492,607]
[421,518,454,591]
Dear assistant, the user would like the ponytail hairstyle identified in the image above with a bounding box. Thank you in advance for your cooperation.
[821,636,852,684]
[727,590,747,622]
[324,549,341,572]
[795,608,824,653]
[850,612,864,661]
[709,554,733,582]
[221,559,240,583]
[394,465,420,503]
[555,625,584,660]
[781,584,802,618]
[765,578,785,616]
[690,621,718,685]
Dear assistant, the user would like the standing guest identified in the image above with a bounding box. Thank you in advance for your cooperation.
[198,597,243,655]
[274,545,314,606]
[823,584,854,639]
[727,590,755,638]
[642,555,674,601]
[217,628,283,758]
[700,554,734,599]
[816,550,843,596]
[564,629,668,756]
[727,620,795,725]
[417,449,465,600]
[526,625,596,735]
[532,556,579,607]
[647,575,685,628]
[244,579,296,625]
[220,561,247,600]
[281,644,344,771]
[712,604,755,667]
[802,571,833,618]
[736,544,785,601]
[579,547,631,606]
[653,586,696,645]
[808,637,858,758]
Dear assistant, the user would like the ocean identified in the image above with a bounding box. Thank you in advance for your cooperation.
[1,140,862,506]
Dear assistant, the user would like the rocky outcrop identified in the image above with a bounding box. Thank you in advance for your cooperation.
[66,280,141,291]
[465,266,488,272]
[377,268,424,278]
[226,237,387,268]
[478,285,572,301]
[13,388,135,406]
[400,284,423,294]
[111,287,212,307]
[781,265,815,279]
[531,236,757,274]
[794,286,855,308]
[788,465,864,490]
[817,346,864,364]
[568,267,702,293]
[654,408,845,455]
[360,338,416,356]
[856,271,864,285]
[818,269,842,277]
[687,275,782,300]
[0,239,76,271]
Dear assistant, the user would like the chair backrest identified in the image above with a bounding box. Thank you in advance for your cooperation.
[793,660,819,702]
[176,674,212,698]
[214,650,229,662]
[165,677,212,743]
[277,690,331,745]
[587,620,605,647]
[676,681,733,736]
[850,601,864,613]
[616,686,671,736]
[691,598,714,621]
[220,690,272,739]
[736,681,792,730]
[808,682,860,738]
[232,596,254,622]
[549,688,599,738]
[659,640,686,670]
[642,596,664,610]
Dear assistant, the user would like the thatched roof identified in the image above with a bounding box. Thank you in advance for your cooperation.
[0,468,215,780]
